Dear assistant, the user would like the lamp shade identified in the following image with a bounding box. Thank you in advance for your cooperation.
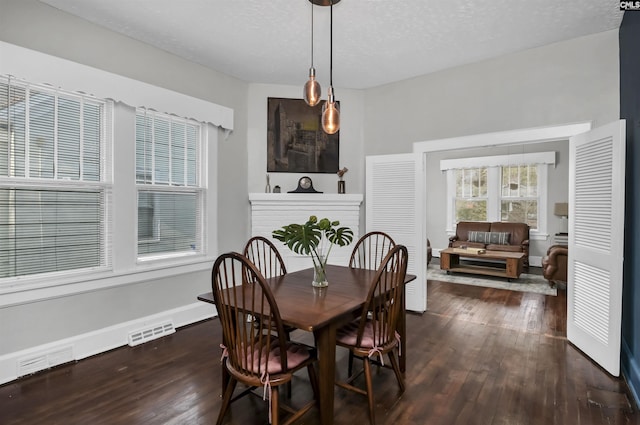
[554,202,569,217]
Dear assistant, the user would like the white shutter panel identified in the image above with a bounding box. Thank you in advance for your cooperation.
[568,120,625,376]
[366,153,425,312]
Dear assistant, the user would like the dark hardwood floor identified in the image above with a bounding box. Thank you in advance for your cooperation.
[1,278,637,425]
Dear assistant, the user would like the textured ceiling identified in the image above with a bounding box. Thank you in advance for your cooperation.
[38,0,624,90]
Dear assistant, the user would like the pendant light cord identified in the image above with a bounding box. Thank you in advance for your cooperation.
[310,4,314,68]
[329,1,333,87]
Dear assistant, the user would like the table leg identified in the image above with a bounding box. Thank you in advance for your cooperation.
[505,257,523,279]
[314,325,337,425]
[399,289,407,372]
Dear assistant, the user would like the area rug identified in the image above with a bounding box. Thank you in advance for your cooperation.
[426,267,557,296]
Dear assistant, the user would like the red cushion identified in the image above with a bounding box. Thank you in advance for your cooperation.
[238,341,311,374]
[337,320,386,348]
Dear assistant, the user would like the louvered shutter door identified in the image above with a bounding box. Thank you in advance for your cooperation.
[366,153,425,312]
[568,120,625,376]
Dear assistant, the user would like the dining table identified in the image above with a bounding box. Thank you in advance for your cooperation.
[198,263,416,425]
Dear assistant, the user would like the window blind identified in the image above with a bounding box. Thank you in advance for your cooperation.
[135,109,203,259]
[0,76,110,279]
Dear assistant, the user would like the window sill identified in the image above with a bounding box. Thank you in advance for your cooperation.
[0,255,216,308]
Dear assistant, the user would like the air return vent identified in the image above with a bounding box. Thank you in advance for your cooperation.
[18,346,74,377]
[128,321,175,347]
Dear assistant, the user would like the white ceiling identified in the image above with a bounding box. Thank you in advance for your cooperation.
[38,0,624,90]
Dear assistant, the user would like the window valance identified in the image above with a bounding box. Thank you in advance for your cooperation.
[0,41,234,131]
[439,151,556,171]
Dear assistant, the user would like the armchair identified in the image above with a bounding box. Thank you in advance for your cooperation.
[541,245,568,287]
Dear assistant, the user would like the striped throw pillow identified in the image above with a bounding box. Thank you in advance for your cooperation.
[468,231,511,245]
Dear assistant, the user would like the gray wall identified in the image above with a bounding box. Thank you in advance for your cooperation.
[0,0,249,354]
[0,0,620,360]
[0,0,250,255]
[361,29,618,262]
[363,30,619,155]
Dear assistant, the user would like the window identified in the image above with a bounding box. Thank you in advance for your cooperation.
[135,110,203,259]
[500,164,538,228]
[454,168,488,222]
[443,152,554,236]
[0,77,111,279]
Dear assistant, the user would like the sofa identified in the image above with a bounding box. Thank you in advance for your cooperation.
[541,245,568,287]
[448,221,530,268]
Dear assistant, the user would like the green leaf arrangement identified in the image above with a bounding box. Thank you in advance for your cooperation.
[273,215,354,282]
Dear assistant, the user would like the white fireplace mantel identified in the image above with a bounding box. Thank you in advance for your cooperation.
[249,193,363,272]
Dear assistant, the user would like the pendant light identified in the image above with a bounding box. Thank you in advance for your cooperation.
[303,3,321,106]
[321,0,340,134]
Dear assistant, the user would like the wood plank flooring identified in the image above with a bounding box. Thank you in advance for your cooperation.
[1,278,637,425]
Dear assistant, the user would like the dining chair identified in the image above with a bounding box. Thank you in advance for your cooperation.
[336,244,409,425]
[349,231,396,270]
[243,236,296,340]
[211,252,319,425]
[347,231,397,374]
[243,236,287,279]
[243,235,296,396]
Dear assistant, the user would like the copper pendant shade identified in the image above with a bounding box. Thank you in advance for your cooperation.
[320,0,340,134]
[303,0,340,134]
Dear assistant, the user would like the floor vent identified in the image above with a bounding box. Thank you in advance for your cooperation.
[18,346,74,377]
[128,321,175,347]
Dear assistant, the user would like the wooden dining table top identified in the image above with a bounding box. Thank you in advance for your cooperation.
[197,264,416,332]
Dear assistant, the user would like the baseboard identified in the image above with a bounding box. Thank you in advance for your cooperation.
[622,339,640,409]
[0,302,217,386]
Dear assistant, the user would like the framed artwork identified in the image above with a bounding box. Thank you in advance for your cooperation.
[267,97,339,173]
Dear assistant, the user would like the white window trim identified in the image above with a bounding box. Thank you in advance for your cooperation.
[0,79,114,282]
[0,90,220,308]
[444,159,549,240]
[440,151,556,170]
[134,109,207,262]
[443,152,554,239]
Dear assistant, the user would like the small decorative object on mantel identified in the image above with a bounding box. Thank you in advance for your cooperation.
[273,215,353,287]
[273,185,281,193]
[265,174,271,193]
[289,176,322,193]
[337,167,348,194]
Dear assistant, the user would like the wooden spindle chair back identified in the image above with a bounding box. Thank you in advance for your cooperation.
[336,244,409,425]
[349,231,396,270]
[211,252,318,425]
[211,252,288,381]
[243,236,287,279]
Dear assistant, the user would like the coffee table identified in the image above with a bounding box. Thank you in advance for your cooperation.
[439,247,525,281]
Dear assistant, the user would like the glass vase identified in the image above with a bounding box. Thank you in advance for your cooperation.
[312,255,328,287]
